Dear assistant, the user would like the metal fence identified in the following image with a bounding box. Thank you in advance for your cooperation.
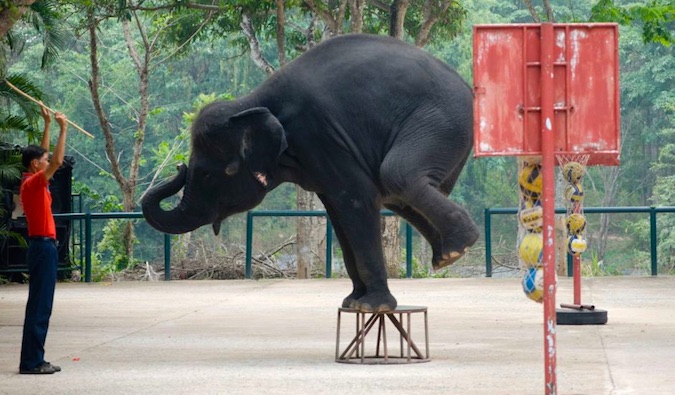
[34,205,673,282]
[484,206,675,277]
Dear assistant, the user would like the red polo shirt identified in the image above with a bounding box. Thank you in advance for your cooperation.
[20,171,56,239]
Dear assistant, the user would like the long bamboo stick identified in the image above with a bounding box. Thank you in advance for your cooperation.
[3,79,95,139]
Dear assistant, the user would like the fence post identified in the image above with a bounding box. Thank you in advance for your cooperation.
[484,208,492,277]
[325,219,333,278]
[84,211,92,283]
[406,222,413,278]
[245,212,253,279]
[164,233,171,281]
[650,206,658,276]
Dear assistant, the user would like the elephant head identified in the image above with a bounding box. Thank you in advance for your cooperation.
[141,104,287,235]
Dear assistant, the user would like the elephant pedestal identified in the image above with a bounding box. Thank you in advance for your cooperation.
[335,306,430,364]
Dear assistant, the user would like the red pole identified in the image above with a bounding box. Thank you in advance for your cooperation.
[540,23,557,395]
[574,255,581,305]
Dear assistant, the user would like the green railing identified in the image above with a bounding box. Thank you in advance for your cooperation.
[244,210,414,279]
[53,212,171,283]
[52,210,415,282]
[484,206,675,277]
[39,205,674,282]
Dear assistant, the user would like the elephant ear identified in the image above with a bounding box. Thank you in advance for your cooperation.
[229,107,288,187]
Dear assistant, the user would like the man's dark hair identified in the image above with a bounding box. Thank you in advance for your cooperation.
[21,145,47,169]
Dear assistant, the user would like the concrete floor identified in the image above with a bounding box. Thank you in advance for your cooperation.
[1,276,674,395]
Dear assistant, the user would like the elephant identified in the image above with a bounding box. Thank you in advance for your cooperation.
[141,34,479,313]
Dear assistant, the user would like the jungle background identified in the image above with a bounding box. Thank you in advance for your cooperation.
[0,0,673,282]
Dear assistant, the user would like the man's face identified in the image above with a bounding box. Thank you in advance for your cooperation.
[32,152,49,172]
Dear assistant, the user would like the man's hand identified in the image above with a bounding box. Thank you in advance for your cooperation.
[54,112,67,129]
[40,104,51,124]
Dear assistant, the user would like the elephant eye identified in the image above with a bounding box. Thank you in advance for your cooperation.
[225,161,240,176]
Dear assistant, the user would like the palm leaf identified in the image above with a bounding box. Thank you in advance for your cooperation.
[29,0,68,68]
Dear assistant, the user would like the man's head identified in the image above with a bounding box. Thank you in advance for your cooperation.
[22,145,49,173]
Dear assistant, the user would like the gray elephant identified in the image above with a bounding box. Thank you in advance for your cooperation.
[141,34,479,313]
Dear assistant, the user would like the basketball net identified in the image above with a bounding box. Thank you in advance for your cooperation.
[516,154,591,303]
[556,153,590,235]
[516,156,544,302]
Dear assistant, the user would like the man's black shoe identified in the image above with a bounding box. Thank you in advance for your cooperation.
[19,362,59,374]
[45,362,61,372]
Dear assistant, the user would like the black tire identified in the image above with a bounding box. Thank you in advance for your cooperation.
[556,308,608,325]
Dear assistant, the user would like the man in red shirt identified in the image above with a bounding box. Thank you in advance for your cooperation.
[18,104,67,374]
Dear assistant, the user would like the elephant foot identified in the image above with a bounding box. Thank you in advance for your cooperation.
[353,292,397,313]
[433,226,480,270]
[434,247,470,270]
[342,290,366,308]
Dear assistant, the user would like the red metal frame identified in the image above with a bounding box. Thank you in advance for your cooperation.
[473,23,621,166]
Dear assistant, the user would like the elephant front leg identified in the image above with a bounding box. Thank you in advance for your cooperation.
[323,193,397,313]
[318,194,366,308]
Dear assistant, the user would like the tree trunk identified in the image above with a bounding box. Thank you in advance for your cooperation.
[382,216,401,278]
[349,0,366,33]
[87,11,154,269]
[389,0,410,39]
[276,0,286,67]
[295,186,327,279]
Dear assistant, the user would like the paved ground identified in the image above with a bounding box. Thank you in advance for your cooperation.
[1,276,674,395]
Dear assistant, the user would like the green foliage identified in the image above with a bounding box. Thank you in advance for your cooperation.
[95,218,138,272]
[0,73,47,142]
[591,0,674,46]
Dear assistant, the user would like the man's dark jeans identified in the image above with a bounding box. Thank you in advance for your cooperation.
[19,238,57,371]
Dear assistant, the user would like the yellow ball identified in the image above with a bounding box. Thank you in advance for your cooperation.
[519,163,542,199]
[567,235,587,255]
[519,200,543,231]
[564,183,584,202]
[566,213,587,235]
[519,233,543,267]
[562,162,585,183]
[522,267,544,303]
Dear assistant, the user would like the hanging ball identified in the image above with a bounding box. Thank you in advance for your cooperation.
[564,183,584,202]
[522,267,545,303]
[519,163,543,199]
[567,235,587,255]
[518,233,543,267]
[519,200,543,231]
[562,161,586,183]
[566,213,587,235]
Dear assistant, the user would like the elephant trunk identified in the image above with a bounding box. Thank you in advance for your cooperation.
[141,164,207,234]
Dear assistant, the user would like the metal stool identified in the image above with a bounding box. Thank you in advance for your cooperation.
[335,305,430,364]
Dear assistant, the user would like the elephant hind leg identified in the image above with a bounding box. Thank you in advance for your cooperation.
[380,142,478,269]
[384,201,442,267]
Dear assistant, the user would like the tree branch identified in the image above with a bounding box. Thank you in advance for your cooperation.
[416,0,452,47]
[521,0,541,23]
[0,0,37,38]
[367,0,389,12]
[303,0,339,36]
[542,0,555,22]
[87,10,127,190]
[241,12,275,75]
